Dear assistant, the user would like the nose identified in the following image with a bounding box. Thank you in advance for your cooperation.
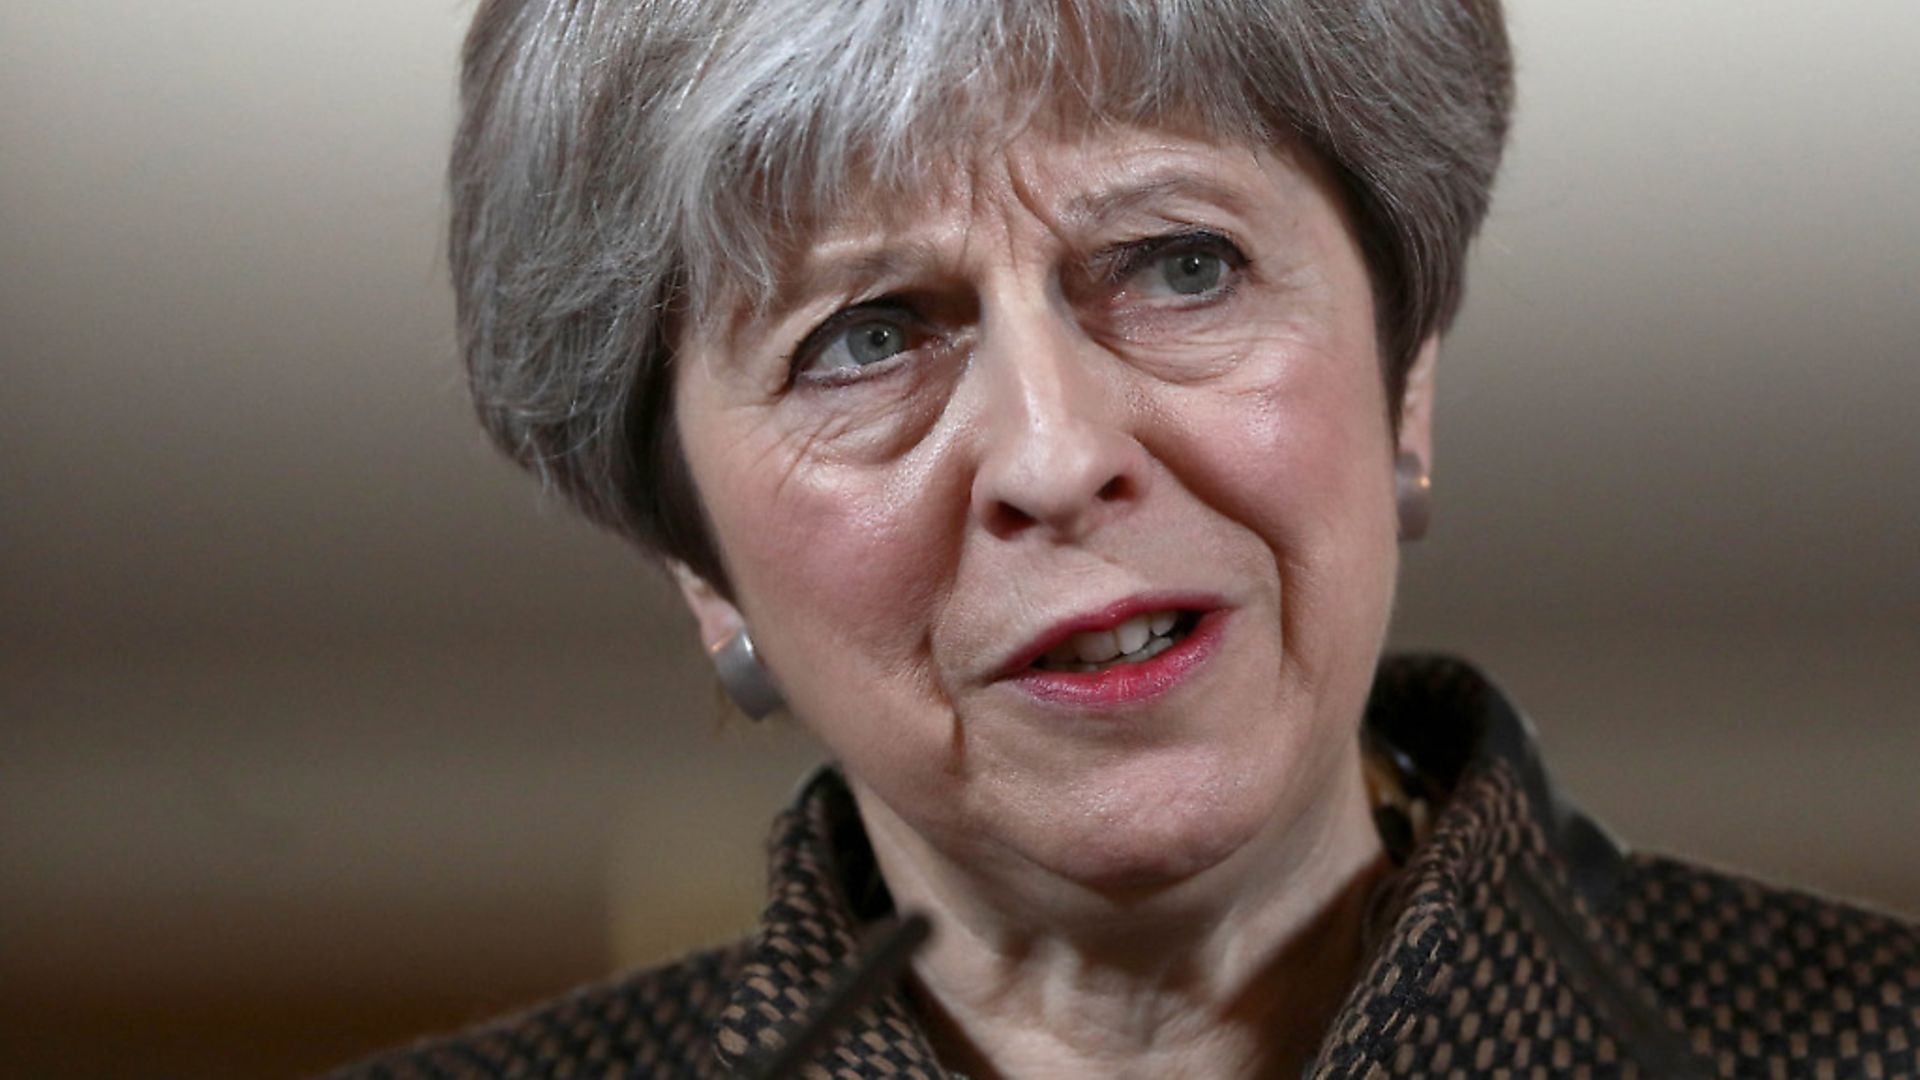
[968,312,1148,543]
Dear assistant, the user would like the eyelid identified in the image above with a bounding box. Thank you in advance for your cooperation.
[787,298,929,383]
[1104,229,1248,285]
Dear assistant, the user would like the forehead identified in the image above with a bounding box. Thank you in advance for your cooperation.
[723,124,1324,313]
[848,127,1276,232]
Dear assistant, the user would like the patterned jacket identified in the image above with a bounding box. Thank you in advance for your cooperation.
[335,655,1920,1078]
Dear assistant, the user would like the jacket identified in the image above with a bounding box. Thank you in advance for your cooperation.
[335,655,1920,1078]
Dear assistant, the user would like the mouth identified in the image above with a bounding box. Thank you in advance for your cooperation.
[1028,609,1202,673]
[997,596,1226,707]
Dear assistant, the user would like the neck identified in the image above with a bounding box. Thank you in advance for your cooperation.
[852,761,1388,1080]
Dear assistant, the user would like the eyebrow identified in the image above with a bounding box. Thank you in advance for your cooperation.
[766,242,938,321]
[1059,172,1256,229]
[764,171,1258,317]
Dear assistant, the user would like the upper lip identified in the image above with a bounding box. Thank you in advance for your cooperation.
[993,592,1225,678]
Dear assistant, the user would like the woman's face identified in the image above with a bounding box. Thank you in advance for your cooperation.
[673,123,1433,896]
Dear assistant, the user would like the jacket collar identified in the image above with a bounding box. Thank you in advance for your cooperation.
[1363,654,1632,912]
[711,767,944,1077]
[711,654,1679,1078]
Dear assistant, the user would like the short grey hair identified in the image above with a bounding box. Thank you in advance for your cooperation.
[450,0,1514,592]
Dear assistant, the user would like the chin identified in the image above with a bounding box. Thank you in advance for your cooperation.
[1021,770,1278,894]
[1056,844,1248,896]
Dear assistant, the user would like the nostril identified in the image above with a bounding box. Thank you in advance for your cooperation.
[1096,476,1130,502]
[986,501,1038,538]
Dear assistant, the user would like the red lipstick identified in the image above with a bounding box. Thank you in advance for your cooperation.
[998,595,1227,708]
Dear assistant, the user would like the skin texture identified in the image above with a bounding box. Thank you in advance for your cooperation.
[673,121,1437,1077]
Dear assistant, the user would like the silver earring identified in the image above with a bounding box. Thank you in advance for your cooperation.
[1396,451,1432,542]
[711,629,784,720]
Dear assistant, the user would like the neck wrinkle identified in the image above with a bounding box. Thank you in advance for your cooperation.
[855,760,1388,1079]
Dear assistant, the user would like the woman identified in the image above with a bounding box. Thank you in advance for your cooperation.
[344,0,1918,1076]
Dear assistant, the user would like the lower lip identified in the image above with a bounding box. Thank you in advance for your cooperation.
[1006,611,1227,708]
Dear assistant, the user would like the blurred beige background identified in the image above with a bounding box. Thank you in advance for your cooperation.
[3,2,1916,1076]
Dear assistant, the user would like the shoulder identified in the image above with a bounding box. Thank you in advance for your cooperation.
[1610,851,1920,1074]
[324,941,748,1080]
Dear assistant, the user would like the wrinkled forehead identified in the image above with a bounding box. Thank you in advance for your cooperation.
[808,127,1304,277]
[681,107,1287,329]
[662,3,1286,329]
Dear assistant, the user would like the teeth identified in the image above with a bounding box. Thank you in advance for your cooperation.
[1042,641,1082,667]
[1073,629,1119,663]
[1034,610,1189,672]
[1136,634,1175,661]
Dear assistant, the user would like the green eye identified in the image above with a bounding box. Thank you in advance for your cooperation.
[1111,232,1244,303]
[844,320,908,365]
[1159,250,1225,296]
[793,302,928,380]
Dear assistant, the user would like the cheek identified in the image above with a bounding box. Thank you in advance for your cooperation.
[1168,345,1393,551]
[700,428,965,695]
[1154,339,1399,667]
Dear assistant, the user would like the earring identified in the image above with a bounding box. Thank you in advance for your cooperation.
[1395,451,1432,542]
[710,629,785,720]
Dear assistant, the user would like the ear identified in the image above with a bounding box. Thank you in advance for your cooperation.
[670,561,745,649]
[1395,334,1441,468]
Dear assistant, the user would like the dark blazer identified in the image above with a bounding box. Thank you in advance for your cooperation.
[334,656,1920,1078]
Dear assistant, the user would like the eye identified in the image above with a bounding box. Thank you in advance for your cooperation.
[791,303,929,381]
[1156,249,1226,296]
[1112,232,1245,303]
[842,320,910,365]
